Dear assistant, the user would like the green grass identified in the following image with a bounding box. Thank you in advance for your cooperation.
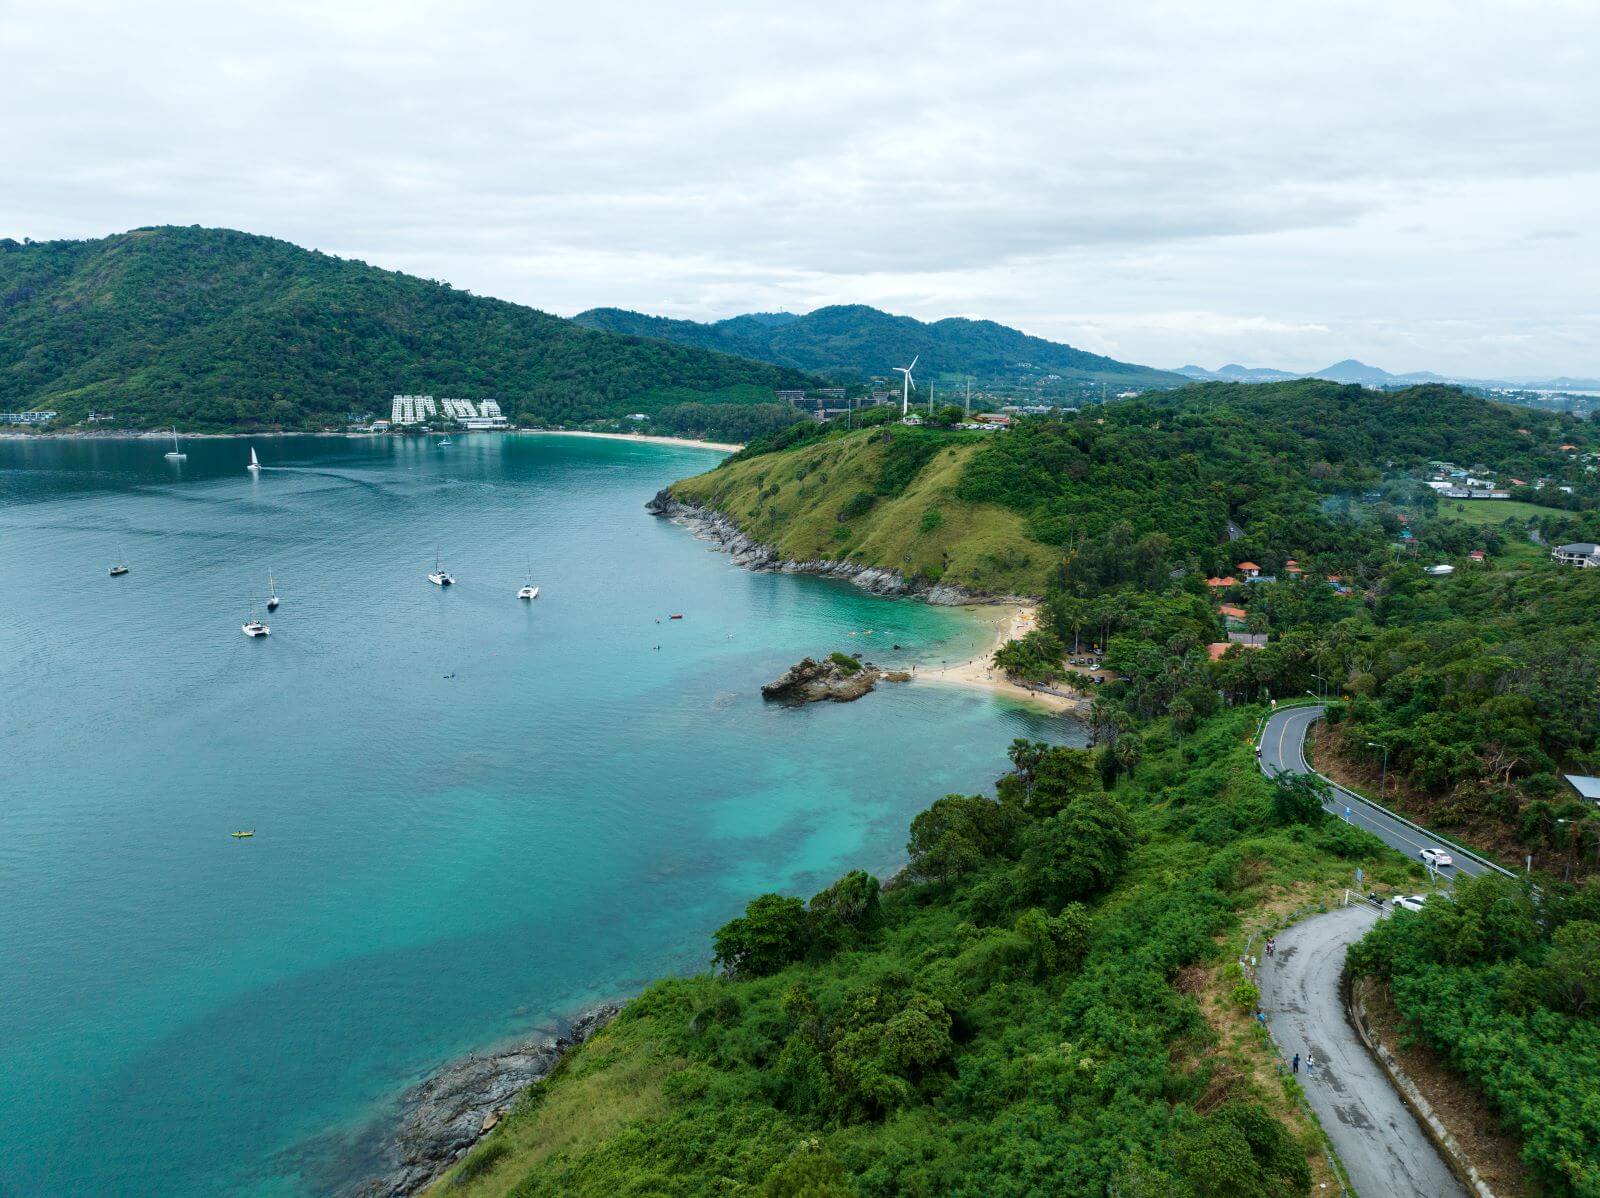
[1434,498,1566,526]
[671,428,1052,595]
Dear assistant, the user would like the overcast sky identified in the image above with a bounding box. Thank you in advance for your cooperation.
[3,0,1596,377]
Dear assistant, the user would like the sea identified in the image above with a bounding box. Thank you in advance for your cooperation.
[0,432,1079,1196]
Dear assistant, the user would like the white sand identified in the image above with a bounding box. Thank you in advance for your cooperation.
[914,605,1085,714]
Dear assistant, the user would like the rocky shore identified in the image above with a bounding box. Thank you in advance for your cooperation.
[644,489,1032,606]
[345,1003,621,1197]
[761,655,911,704]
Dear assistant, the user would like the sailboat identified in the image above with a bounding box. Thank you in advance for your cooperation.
[518,563,539,600]
[242,612,270,637]
[248,446,261,472]
[438,436,452,447]
[428,551,455,586]
[164,428,186,461]
[109,543,130,577]
[266,570,280,611]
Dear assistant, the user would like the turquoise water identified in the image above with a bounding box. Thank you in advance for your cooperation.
[0,434,1078,1197]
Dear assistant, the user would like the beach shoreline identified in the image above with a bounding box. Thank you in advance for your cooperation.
[915,605,1086,714]
[0,428,743,451]
[519,429,742,452]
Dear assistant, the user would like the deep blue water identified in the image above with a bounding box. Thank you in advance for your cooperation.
[0,433,1078,1196]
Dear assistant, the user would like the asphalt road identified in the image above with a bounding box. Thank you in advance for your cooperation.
[1258,705,1497,882]
[1259,905,1469,1198]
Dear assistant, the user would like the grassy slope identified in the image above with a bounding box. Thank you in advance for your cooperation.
[1432,498,1568,526]
[427,710,1432,1197]
[669,429,1053,596]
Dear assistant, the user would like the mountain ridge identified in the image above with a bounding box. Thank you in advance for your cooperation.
[1176,358,1598,391]
[573,304,1187,390]
[0,226,815,435]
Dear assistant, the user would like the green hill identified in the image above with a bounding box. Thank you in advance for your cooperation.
[665,379,1595,599]
[670,423,1052,596]
[0,227,814,435]
[573,303,1187,391]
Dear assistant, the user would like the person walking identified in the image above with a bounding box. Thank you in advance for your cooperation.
[1306,1053,1316,1077]
[1292,1053,1300,1074]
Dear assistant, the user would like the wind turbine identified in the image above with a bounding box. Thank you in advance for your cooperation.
[895,356,919,416]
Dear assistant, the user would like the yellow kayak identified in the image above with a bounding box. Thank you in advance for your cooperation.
[232,830,254,839]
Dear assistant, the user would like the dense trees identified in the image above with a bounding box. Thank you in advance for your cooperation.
[451,708,1409,1197]
[0,228,813,435]
[574,303,1182,388]
[1349,874,1600,1196]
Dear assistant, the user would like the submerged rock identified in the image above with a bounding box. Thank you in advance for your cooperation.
[761,655,905,704]
[345,1003,621,1197]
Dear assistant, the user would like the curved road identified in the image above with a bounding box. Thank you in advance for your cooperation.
[1257,706,1474,1198]
[1260,705,1499,881]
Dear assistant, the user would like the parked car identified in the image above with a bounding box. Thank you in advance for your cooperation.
[1394,894,1431,913]
[1419,847,1454,869]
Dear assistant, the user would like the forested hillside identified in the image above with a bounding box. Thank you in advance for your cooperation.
[431,710,1418,1197]
[670,380,1600,876]
[574,303,1186,389]
[0,227,813,437]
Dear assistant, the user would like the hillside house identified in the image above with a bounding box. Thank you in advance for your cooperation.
[1552,542,1600,568]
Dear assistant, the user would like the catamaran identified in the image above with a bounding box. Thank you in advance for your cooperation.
[242,614,270,637]
[266,570,280,611]
[518,563,539,600]
[248,446,261,472]
[428,552,455,586]
[164,428,186,461]
[109,544,130,577]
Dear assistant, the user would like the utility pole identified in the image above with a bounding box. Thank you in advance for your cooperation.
[1366,741,1389,802]
[965,377,972,418]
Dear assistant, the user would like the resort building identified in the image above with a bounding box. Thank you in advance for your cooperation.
[391,394,438,425]
[0,410,57,424]
[1552,542,1600,568]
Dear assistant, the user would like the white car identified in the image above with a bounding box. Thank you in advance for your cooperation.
[1419,847,1454,869]
[1394,894,1431,913]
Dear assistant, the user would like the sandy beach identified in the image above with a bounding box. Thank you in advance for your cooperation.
[521,429,743,452]
[915,605,1086,714]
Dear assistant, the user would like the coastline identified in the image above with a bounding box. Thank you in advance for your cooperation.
[644,490,1083,715]
[914,605,1087,714]
[519,429,743,452]
[342,1002,622,1198]
[0,428,743,451]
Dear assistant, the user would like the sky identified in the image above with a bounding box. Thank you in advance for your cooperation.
[2,0,1596,378]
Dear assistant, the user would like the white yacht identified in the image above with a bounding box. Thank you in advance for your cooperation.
[248,447,261,472]
[242,616,270,638]
[266,570,280,611]
[428,552,455,586]
[164,428,187,461]
[110,543,130,577]
[518,562,539,600]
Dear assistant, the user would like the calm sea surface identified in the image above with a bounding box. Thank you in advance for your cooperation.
[0,434,1077,1196]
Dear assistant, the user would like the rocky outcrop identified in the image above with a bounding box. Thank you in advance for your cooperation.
[761,655,910,704]
[645,489,1031,606]
[346,1003,621,1197]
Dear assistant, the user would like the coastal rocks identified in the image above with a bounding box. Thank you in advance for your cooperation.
[645,490,1032,606]
[346,1003,621,1198]
[761,655,912,704]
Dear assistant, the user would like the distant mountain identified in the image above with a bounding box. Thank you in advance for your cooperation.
[0,227,813,434]
[574,304,1187,389]
[1175,358,1595,393]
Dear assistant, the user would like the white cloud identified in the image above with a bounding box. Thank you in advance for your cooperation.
[0,0,1595,377]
